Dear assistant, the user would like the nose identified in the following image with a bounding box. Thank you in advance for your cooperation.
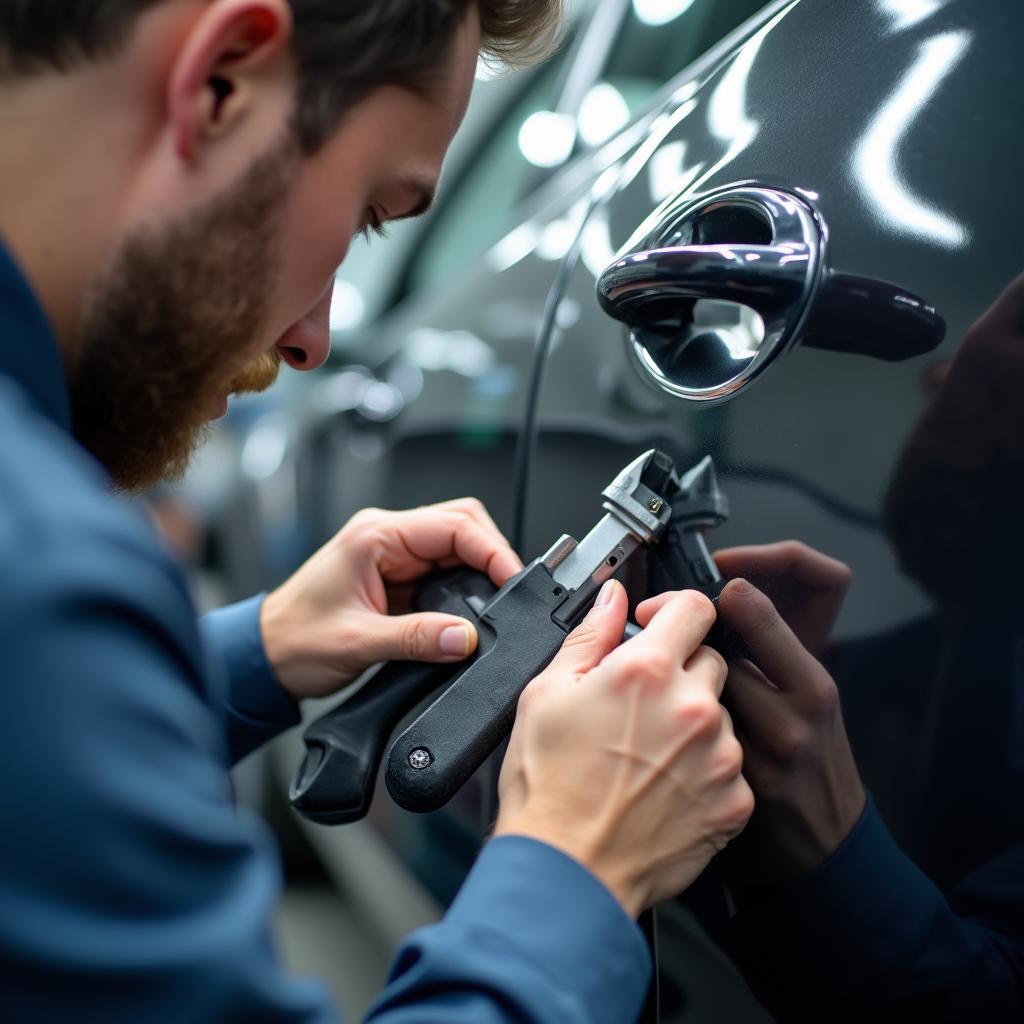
[276,286,334,371]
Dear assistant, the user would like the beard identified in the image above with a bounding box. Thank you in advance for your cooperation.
[70,136,299,492]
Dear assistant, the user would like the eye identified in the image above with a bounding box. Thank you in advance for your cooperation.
[358,207,390,243]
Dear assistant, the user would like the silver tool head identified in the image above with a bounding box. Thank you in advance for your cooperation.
[601,448,676,542]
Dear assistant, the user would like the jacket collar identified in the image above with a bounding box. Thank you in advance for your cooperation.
[0,240,71,431]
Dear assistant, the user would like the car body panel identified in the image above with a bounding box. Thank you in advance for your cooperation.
[271,0,1024,1017]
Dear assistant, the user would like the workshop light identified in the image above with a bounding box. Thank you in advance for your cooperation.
[517,110,576,168]
[632,0,697,28]
[578,83,631,147]
[241,418,289,481]
[329,278,366,332]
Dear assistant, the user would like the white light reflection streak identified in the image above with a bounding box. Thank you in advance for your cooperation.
[580,209,616,280]
[879,0,947,32]
[852,31,971,248]
[647,139,706,203]
[686,1,801,195]
[488,223,540,272]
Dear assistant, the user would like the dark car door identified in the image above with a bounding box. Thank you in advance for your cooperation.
[520,0,1024,1019]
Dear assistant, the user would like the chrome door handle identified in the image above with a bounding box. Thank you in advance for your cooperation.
[599,242,811,318]
[597,185,944,404]
[597,186,821,403]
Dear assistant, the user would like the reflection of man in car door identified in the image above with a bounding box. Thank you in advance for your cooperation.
[713,273,1024,1022]
[0,3,754,1021]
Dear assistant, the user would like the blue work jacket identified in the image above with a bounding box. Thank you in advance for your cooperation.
[0,241,650,1023]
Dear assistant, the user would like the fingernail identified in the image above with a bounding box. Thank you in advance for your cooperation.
[440,624,471,657]
[729,578,753,596]
[595,579,617,608]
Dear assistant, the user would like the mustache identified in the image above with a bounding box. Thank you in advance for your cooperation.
[229,349,283,395]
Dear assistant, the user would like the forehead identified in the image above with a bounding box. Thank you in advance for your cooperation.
[354,11,481,165]
[441,5,482,128]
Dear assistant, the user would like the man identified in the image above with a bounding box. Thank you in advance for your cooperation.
[0,2,753,1021]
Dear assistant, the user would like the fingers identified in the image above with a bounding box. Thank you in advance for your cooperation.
[634,590,679,626]
[357,611,480,665]
[717,579,819,689]
[714,543,850,655]
[381,508,522,586]
[428,498,524,579]
[684,645,728,699]
[543,579,629,680]
[616,589,717,670]
[714,542,851,594]
[722,659,782,741]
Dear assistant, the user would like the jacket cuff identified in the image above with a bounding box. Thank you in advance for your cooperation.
[201,594,300,763]
[447,836,651,1023]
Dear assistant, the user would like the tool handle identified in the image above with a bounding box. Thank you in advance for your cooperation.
[386,563,571,813]
[289,660,453,824]
[290,567,497,825]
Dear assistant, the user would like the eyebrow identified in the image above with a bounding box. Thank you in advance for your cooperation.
[391,177,438,221]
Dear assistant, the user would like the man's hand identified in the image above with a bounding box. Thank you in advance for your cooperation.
[714,542,865,882]
[260,499,522,702]
[495,581,754,918]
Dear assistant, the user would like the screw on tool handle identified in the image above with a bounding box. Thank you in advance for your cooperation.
[385,562,573,814]
[290,567,498,826]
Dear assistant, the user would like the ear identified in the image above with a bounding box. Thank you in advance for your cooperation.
[167,0,293,163]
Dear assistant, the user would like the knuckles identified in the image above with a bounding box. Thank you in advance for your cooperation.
[672,695,721,738]
[563,617,602,650]
[701,646,728,684]
[397,617,431,661]
[446,496,487,518]
[722,781,756,831]
[800,669,840,719]
[771,719,813,763]
[618,650,674,691]
[708,736,744,783]
[339,509,387,550]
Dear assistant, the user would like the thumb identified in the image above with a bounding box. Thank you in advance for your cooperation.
[543,579,629,680]
[359,611,480,665]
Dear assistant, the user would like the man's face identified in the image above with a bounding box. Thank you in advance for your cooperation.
[71,9,479,492]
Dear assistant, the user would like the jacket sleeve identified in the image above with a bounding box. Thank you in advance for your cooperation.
[366,836,652,1024]
[2,528,652,1024]
[0,533,337,1024]
[736,797,1024,1022]
[201,594,300,764]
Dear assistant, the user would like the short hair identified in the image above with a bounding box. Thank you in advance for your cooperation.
[0,1,563,151]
